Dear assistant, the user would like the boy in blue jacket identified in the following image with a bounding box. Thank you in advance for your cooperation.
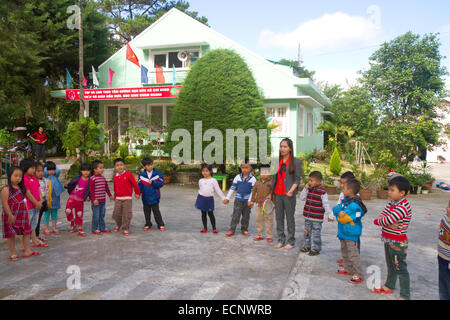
[138,158,166,231]
[333,178,366,284]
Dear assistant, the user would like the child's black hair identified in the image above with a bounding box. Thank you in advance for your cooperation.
[35,162,44,170]
[141,157,154,166]
[79,163,92,175]
[19,158,36,175]
[91,160,103,174]
[114,158,125,165]
[309,171,323,181]
[201,163,213,174]
[7,166,27,196]
[388,176,410,194]
[346,178,361,195]
[341,171,355,180]
[45,161,56,171]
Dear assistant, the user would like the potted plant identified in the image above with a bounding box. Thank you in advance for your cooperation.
[422,173,435,192]
[156,161,178,184]
[421,185,429,194]
[358,171,372,200]
[374,170,389,199]
[323,169,337,195]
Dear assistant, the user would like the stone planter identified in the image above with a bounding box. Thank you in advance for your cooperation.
[325,186,337,195]
[422,189,429,195]
[359,189,372,200]
[376,189,389,199]
[423,183,432,192]
[103,168,115,182]
[175,171,201,184]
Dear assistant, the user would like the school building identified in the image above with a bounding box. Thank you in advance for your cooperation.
[51,8,331,157]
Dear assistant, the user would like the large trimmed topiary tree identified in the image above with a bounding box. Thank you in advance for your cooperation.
[164,49,270,164]
[329,147,342,176]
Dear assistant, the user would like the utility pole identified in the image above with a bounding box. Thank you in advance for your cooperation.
[78,0,85,116]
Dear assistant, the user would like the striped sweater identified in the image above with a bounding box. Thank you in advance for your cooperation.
[374,197,412,243]
[300,185,333,222]
[438,213,450,261]
[89,174,112,203]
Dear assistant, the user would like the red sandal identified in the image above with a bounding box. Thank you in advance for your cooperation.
[113,226,120,233]
[9,255,19,262]
[23,251,41,258]
[123,230,130,236]
[372,287,393,294]
[336,269,353,276]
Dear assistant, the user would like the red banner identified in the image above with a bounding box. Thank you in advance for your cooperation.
[65,86,182,101]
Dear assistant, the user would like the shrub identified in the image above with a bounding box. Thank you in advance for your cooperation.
[329,147,342,176]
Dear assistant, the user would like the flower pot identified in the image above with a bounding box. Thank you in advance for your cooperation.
[376,189,389,199]
[422,189,429,195]
[423,183,432,192]
[325,186,337,195]
[359,189,372,200]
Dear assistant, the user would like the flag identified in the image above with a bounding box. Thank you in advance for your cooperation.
[126,41,140,67]
[141,65,148,84]
[108,67,115,86]
[172,64,176,86]
[83,76,87,87]
[92,66,99,87]
[155,65,165,84]
[66,68,72,89]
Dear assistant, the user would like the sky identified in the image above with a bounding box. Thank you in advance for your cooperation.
[186,0,450,91]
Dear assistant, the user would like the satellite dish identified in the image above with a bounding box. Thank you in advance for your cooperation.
[177,51,189,62]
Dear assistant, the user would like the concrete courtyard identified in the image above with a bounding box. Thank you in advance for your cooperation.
[0,182,448,300]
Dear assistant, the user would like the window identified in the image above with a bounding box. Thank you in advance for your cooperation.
[266,108,275,118]
[307,112,313,136]
[277,107,286,118]
[150,105,163,129]
[148,104,174,132]
[298,104,304,136]
[265,107,286,118]
[168,52,182,68]
[154,54,166,68]
[153,50,200,69]
[166,106,173,125]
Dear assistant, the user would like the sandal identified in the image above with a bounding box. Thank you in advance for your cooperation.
[38,237,47,242]
[282,244,294,251]
[101,229,111,233]
[300,247,311,253]
[92,230,101,235]
[253,236,264,241]
[200,229,209,233]
[23,251,41,258]
[336,269,354,276]
[274,243,284,249]
[372,287,393,294]
[32,242,48,248]
[77,230,87,237]
[212,229,218,234]
[43,231,51,236]
[225,231,234,237]
[69,225,76,233]
[266,238,273,243]
[241,231,250,237]
[52,230,60,235]
[349,275,364,284]
[9,255,19,262]
[308,249,320,256]
[113,226,120,233]
[143,226,151,231]
[159,226,165,232]
[123,231,130,236]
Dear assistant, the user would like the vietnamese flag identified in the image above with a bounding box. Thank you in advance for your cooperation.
[108,67,115,86]
[126,41,140,67]
[155,65,165,84]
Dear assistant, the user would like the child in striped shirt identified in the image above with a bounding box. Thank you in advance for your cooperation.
[372,176,412,300]
[438,200,450,300]
[90,160,113,235]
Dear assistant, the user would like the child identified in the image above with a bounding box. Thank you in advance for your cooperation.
[35,162,49,241]
[20,159,46,248]
[112,158,140,236]
[65,163,91,236]
[137,158,165,232]
[333,179,365,284]
[195,163,226,234]
[250,165,274,242]
[2,167,40,261]
[223,160,256,237]
[333,171,364,267]
[90,160,114,235]
[299,171,332,256]
[372,176,412,300]
[438,200,450,300]
[43,161,65,235]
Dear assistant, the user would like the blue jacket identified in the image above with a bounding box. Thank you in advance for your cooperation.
[333,197,365,242]
[44,167,65,209]
[138,168,165,205]
[226,173,257,202]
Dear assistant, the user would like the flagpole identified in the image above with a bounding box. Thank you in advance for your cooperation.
[78,0,85,116]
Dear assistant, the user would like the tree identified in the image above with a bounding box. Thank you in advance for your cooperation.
[97,0,208,49]
[62,116,103,163]
[275,59,315,79]
[360,32,448,164]
[164,49,269,165]
[329,147,342,176]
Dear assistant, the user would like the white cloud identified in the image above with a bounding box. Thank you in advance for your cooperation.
[259,6,382,53]
[313,68,361,89]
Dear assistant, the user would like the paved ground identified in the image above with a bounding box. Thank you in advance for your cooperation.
[0,183,449,300]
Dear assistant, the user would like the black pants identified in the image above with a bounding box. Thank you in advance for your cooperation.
[35,200,47,237]
[143,203,165,228]
[201,211,216,230]
[34,144,46,163]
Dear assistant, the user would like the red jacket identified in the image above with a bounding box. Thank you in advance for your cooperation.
[113,171,140,200]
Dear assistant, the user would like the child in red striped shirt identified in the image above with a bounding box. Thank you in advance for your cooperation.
[372,176,412,300]
[90,160,114,235]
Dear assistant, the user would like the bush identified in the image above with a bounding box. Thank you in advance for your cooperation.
[118,144,129,159]
[329,147,342,176]
[0,129,15,147]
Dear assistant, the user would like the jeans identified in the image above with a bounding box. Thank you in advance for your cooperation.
[91,202,106,232]
[384,242,410,300]
[438,256,450,300]
[303,219,323,251]
[229,200,251,233]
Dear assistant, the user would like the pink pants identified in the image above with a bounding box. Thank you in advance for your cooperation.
[65,197,84,226]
